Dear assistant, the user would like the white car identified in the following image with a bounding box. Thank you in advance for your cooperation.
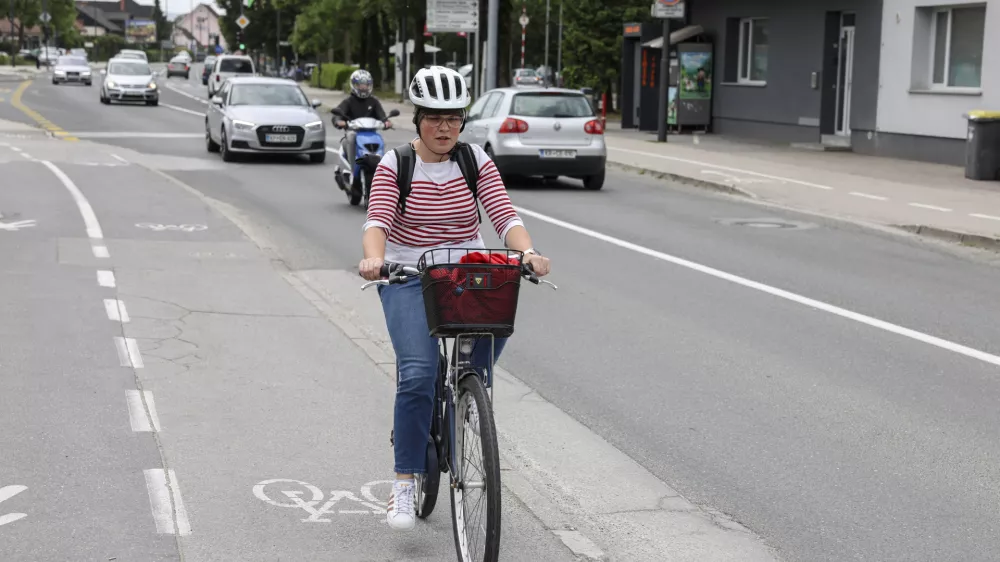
[207,55,256,97]
[52,55,92,86]
[99,58,158,106]
[116,49,148,61]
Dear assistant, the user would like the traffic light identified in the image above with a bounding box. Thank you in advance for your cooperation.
[237,30,245,52]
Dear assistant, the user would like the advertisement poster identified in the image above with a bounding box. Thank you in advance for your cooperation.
[668,87,677,125]
[679,51,712,100]
[126,19,156,44]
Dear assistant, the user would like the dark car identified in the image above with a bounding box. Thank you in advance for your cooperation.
[166,56,190,79]
[202,56,217,85]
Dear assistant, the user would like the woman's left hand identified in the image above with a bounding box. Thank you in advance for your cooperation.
[524,253,551,277]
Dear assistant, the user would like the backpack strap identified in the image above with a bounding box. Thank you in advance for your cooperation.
[392,143,417,215]
[453,142,482,224]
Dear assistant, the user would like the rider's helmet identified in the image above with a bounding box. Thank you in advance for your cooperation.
[408,66,470,110]
[350,69,374,99]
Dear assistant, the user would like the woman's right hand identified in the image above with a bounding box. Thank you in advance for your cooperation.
[359,257,385,281]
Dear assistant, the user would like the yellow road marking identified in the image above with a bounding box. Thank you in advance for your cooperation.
[11,79,73,140]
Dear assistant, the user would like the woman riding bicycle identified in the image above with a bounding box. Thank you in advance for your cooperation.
[358,66,551,530]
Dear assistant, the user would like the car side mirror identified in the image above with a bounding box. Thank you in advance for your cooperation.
[211,95,224,106]
[388,109,401,118]
[311,99,322,108]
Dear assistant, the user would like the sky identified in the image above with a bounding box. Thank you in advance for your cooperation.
[128,0,225,19]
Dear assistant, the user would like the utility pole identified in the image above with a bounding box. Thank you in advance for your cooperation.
[275,5,280,74]
[556,1,562,86]
[485,0,498,92]
[656,17,670,142]
[519,4,526,68]
[544,0,549,84]
[400,7,407,101]
[8,0,14,67]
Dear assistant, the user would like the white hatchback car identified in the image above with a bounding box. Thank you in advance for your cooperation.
[459,87,607,190]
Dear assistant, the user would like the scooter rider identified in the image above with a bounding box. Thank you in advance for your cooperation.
[332,70,393,169]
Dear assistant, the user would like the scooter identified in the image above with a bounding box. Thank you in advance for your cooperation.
[333,109,401,207]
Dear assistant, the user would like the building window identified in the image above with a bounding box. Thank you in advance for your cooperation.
[930,5,986,88]
[738,18,769,83]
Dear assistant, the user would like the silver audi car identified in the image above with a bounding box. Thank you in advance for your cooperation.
[205,77,326,163]
[52,55,92,86]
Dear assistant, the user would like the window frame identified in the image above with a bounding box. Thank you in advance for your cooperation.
[928,5,985,90]
[737,17,768,85]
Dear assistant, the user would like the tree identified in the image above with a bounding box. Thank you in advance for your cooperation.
[10,0,41,48]
[561,0,647,107]
[152,0,172,44]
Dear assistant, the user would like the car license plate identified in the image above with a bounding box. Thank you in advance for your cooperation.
[266,134,297,143]
[539,149,576,159]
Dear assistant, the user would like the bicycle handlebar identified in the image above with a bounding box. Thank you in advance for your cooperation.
[360,261,556,290]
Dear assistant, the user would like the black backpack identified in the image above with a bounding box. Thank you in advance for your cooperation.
[392,142,482,223]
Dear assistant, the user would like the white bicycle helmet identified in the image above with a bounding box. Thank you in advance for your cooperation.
[409,66,470,110]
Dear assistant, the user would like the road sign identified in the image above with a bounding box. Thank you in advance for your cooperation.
[518,13,529,27]
[39,12,50,23]
[651,0,685,19]
[426,0,478,33]
[236,14,250,29]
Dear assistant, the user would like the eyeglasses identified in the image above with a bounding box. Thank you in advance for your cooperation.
[423,115,464,128]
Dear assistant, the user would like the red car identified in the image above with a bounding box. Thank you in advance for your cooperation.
[166,56,190,79]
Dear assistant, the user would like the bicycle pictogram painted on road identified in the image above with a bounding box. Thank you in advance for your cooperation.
[0,485,28,528]
[135,223,208,232]
[253,479,393,523]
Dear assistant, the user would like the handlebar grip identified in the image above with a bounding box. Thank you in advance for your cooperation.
[522,262,540,284]
[379,263,391,278]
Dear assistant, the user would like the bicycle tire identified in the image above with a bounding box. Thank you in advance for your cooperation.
[417,436,440,518]
[450,374,501,562]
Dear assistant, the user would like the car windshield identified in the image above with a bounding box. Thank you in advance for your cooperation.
[220,59,254,73]
[118,53,143,59]
[515,69,535,77]
[510,93,594,118]
[170,57,187,64]
[229,84,307,106]
[109,62,152,75]
[57,56,86,66]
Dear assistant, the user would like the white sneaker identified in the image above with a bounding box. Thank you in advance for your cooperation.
[386,480,416,530]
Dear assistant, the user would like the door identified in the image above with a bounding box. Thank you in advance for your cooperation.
[208,81,230,139]
[834,14,856,136]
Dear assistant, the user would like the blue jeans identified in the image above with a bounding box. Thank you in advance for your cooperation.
[379,278,507,474]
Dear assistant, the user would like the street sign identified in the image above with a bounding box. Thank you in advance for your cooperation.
[236,14,250,29]
[39,12,50,23]
[651,0,685,19]
[518,13,529,27]
[84,41,94,48]
[426,0,478,33]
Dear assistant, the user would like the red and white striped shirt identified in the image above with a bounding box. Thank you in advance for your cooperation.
[363,142,524,266]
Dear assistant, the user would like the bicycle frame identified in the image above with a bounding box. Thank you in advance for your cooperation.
[433,333,497,478]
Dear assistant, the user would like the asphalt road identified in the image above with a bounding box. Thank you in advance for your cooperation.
[2,65,1000,561]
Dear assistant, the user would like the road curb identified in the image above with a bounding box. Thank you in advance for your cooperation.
[894,224,1000,252]
[605,159,757,198]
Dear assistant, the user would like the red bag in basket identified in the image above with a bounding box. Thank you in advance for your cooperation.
[426,252,522,328]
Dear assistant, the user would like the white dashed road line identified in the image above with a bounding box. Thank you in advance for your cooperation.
[164,83,208,105]
[114,336,144,368]
[92,245,110,258]
[515,205,1000,368]
[970,213,1000,221]
[97,270,116,288]
[849,191,888,201]
[909,202,952,212]
[104,298,130,322]
[160,102,204,117]
[110,153,128,164]
[127,390,161,432]
[143,469,192,535]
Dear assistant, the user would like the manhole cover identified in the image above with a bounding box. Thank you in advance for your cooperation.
[715,218,816,230]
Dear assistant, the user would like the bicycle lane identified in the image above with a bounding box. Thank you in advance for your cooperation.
[48,144,580,561]
[0,138,177,560]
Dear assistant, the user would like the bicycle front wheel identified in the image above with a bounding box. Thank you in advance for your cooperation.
[450,374,501,562]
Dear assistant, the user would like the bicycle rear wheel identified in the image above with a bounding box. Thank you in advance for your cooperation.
[450,374,501,562]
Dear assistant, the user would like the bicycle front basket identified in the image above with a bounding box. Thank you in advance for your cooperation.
[418,248,524,338]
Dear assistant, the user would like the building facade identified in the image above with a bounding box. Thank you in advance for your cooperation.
[867,0,995,165]
[174,3,226,51]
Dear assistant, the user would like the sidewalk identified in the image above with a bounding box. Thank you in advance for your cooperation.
[605,129,1000,250]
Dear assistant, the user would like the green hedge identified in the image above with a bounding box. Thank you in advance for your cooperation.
[310,63,355,91]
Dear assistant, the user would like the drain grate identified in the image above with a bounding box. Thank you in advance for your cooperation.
[715,218,816,230]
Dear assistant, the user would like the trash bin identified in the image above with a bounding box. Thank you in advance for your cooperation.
[965,110,1000,181]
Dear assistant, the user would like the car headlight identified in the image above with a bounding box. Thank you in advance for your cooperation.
[232,120,255,131]
[54,69,66,75]
[82,70,91,76]
[107,81,117,88]
[147,82,157,90]
[304,120,323,132]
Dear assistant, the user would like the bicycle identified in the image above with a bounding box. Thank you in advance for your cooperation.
[362,248,555,562]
